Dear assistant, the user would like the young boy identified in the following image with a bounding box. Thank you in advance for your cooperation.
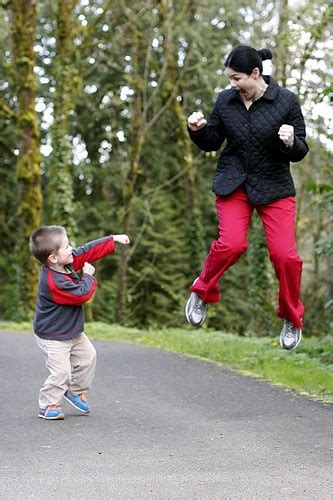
[30,225,130,420]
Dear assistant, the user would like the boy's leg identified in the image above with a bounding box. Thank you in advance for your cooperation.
[191,187,253,303]
[68,333,96,396]
[34,335,72,409]
[257,196,304,328]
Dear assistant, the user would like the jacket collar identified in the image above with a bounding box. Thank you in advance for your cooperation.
[227,76,279,102]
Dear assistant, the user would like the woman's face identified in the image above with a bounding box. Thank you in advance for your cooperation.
[225,67,259,100]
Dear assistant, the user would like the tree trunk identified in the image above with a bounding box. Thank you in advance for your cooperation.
[160,0,205,275]
[11,0,42,312]
[47,0,80,236]
[326,255,333,303]
[116,75,145,322]
[274,0,288,86]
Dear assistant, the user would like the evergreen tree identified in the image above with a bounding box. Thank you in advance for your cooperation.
[0,0,331,336]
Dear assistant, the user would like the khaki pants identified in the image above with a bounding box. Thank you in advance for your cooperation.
[34,333,96,409]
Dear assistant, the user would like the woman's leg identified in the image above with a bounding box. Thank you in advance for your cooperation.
[257,196,304,328]
[191,187,253,303]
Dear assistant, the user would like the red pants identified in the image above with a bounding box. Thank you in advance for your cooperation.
[191,187,304,328]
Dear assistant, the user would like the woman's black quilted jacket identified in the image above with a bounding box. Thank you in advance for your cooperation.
[189,76,309,204]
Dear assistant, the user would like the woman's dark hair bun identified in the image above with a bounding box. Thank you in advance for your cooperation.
[225,45,273,74]
[257,49,273,61]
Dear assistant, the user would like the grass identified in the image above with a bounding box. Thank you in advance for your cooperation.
[1,320,332,403]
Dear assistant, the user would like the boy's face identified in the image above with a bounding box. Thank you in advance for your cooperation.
[50,233,73,266]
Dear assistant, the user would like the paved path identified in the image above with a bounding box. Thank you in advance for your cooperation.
[0,330,332,499]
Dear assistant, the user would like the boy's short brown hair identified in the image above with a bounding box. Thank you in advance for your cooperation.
[30,226,67,264]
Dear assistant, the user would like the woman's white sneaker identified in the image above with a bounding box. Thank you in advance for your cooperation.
[280,319,302,350]
[185,292,207,327]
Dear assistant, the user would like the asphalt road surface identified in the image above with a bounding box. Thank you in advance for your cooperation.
[0,330,332,499]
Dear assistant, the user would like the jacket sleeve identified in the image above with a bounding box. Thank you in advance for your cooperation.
[72,236,115,272]
[279,93,309,162]
[48,270,97,306]
[188,94,226,152]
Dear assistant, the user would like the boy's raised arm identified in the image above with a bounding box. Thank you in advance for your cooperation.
[72,234,130,271]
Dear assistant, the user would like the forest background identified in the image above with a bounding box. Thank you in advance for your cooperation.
[0,0,332,337]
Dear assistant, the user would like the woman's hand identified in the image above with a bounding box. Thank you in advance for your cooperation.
[278,124,294,147]
[187,111,207,131]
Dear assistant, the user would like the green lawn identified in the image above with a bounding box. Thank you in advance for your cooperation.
[1,320,332,403]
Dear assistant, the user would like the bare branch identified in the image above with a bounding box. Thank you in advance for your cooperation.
[77,0,113,58]
[296,4,332,97]
[142,37,153,108]
[144,2,173,114]
[127,198,152,261]
[0,97,16,120]
[142,151,204,198]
